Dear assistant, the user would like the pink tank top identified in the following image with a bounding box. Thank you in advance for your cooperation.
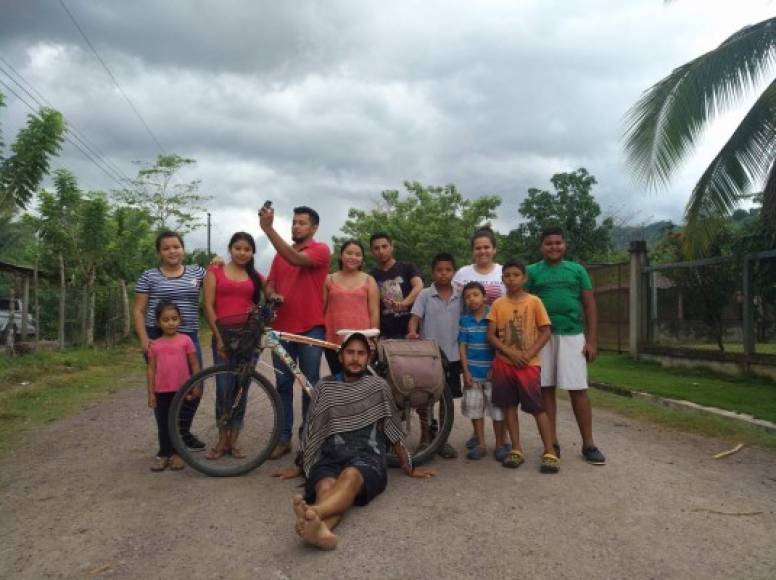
[324,277,371,343]
[210,265,258,319]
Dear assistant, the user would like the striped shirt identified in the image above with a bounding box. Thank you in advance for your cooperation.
[135,265,206,334]
[458,306,494,381]
[299,375,405,477]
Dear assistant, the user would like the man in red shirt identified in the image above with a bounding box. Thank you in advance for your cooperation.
[260,205,331,459]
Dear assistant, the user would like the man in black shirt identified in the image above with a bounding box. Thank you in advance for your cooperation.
[369,232,424,339]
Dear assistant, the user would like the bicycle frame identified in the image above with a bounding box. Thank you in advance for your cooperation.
[262,330,340,397]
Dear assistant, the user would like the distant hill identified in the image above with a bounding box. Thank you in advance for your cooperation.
[611,220,674,250]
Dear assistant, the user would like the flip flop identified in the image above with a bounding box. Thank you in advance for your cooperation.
[206,447,226,460]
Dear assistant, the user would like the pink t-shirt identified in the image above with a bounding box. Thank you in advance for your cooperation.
[210,265,260,320]
[148,334,196,393]
[267,239,330,333]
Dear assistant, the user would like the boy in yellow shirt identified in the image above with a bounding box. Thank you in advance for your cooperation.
[487,259,559,473]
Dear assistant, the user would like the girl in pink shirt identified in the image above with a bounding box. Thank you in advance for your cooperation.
[147,302,201,472]
[203,232,266,460]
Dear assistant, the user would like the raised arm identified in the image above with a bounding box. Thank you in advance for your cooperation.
[259,207,316,268]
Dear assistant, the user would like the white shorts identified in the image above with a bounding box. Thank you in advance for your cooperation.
[539,334,588,390]
[461,380,504,421]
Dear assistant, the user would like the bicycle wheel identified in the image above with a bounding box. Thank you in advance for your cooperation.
[169,364,283,477]
[387,386,454,467]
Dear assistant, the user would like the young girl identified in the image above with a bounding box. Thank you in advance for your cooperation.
[323,239,380,373]
[147,301,201,472]
[203,232,265,460]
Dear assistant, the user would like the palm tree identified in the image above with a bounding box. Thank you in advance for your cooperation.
[623,17,776,251]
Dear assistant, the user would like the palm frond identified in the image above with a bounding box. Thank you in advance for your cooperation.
[623,17,776,188]
[682,79,776,253]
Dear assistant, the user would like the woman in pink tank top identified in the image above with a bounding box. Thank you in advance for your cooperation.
[323,240,379,372]
[203,232,265,460]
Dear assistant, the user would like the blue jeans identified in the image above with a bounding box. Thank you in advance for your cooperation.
[273,325,325,443]
[212,341,254,430]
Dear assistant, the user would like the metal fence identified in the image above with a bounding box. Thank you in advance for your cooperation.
[643,249,776,356]
[588,262,630,353]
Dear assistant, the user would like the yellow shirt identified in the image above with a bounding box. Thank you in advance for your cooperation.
[487,293,551,366]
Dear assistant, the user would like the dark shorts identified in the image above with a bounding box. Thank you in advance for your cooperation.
[490,358,544,415]
[446,360,463,399]
[304,449,387,507]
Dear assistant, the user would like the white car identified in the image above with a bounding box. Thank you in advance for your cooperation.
[0,298,36,340]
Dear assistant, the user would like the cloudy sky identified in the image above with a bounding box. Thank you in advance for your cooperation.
[1,0,773,270]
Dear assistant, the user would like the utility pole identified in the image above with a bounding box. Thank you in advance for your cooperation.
[207,212,211,256]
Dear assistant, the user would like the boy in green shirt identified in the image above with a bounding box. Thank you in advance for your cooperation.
[525,227,606,465]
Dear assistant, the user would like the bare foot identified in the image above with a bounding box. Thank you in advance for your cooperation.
[292,495,307,536]
[300,508,337,550]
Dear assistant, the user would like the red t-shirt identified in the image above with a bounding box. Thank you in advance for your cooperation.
[267,239,330,333]
[209,265,260,320]
[148,334,196,393]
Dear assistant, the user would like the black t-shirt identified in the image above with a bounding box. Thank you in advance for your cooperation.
[370,261,422,338]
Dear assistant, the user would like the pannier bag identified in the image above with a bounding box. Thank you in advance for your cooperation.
[377,339,445,408]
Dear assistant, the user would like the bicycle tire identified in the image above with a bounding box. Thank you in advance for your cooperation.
[169,364,283,477]
[387,386,454,467]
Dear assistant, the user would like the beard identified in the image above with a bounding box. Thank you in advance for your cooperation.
[343,366,367,379]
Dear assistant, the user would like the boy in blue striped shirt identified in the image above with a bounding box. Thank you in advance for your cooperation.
[458,282,503,460]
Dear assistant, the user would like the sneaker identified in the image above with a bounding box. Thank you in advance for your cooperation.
[437,442,459,459]
[466,446,487,460]
[540,452,560,474]
[465,434,479,450]
[553,442,561,458]
[184,435,207,452]
[582,446,606,465]
[269,441,291,460]
[494,443,511,462]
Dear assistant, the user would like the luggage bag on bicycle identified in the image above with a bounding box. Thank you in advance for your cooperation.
[377,339,445,409]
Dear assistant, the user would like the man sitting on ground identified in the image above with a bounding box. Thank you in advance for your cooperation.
[272,332,435,550]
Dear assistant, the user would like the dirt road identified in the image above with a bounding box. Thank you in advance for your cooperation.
[1,368,775,579]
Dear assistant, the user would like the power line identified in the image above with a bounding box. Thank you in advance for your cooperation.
[58,0,166,154]
[0,73,129,190]
[0,57,132,184]
[0,57,132,185]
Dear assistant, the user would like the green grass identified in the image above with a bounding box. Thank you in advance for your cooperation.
[589,352,776,423]
[0,344,144,452]
[587,388,776,450]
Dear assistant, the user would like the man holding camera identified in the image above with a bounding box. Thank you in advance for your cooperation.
[259,203,331,459]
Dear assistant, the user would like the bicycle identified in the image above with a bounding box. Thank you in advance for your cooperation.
[168,305,454,477]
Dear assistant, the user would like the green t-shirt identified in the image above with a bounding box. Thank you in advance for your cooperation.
[525,260,592,335]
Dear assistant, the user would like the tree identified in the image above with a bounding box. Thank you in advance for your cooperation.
[623,17,776,252]
[336,181,501,276]
[504,168,614,263]
[0,92,65,214]
[115,153,209,234]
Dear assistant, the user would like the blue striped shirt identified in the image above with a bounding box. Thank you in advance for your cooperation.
[458,307,494,381]
[135,265,205,334]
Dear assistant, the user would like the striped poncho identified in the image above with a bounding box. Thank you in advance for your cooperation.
[299,375,405,477]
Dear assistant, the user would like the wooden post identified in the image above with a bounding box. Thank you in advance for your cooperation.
[58,254,66,350]
[5,283,15,354]
[21,275,30,339]
[629,241,648,359]
[33,264,40,347]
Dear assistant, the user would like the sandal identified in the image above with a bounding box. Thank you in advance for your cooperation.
[502,449,525,469]
[540,452,560,474]
[150,457,169,472]
[206,447,226,460]
[169,455,185,470]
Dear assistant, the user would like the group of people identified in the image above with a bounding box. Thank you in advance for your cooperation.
[133,203,606,549]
